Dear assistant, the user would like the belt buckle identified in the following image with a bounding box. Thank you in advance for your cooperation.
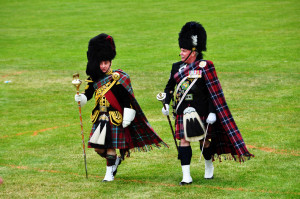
[100,106,107,112]
[185,94,193,101]
[98,114,109,121]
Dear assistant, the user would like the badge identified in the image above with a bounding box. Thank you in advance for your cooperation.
[112,72,120,80]
[199,61,206,68]
[181,82,189,90]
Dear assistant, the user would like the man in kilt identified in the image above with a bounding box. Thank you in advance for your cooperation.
[75,33,167,182]
[162,22,253,185]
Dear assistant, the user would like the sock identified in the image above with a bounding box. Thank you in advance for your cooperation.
[178,146,192,166]
[96,151,107,158]
[202,144,213,160]
[106,154,116,166]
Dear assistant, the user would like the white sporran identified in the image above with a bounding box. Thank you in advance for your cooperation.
[90,123,107,145]
[183,107,206,142]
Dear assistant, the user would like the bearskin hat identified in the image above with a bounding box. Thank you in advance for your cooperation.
[86,33,116,80]
[178,21,207,59]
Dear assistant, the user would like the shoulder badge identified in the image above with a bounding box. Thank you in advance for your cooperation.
[112,72,120,81]
[85,77,94,83]
[199,61,206,68]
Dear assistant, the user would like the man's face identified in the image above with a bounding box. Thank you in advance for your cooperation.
[180,48,196,64]
[99,60,111,73]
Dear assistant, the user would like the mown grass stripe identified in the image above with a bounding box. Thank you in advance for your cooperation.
[2,164,299,196]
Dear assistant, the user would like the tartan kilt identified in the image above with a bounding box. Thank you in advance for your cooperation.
[175,114,237,156]
[88,117,127,149]
[88,114,166,150]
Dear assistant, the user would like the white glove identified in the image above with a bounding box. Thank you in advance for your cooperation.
[74,94,87,107]
[206,112,216,124]
[161,104,169,116]
[122,108,136,128]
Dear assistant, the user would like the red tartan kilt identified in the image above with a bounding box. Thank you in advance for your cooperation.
[175,114,237,156]
[88,118,163,150]
[87,120,127,149]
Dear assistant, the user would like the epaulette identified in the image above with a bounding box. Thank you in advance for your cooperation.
[85,77,94,83]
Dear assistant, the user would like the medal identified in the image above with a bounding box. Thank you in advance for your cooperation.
[188,70,202,78]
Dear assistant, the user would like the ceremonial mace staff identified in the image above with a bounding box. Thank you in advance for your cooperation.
[156,92,179,152]
[72,73,88,179]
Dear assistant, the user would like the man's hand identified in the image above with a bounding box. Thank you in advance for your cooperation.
[206,112,216,124]
[161,104,169,116]
[122,108,136,128]
[74,94,87,107]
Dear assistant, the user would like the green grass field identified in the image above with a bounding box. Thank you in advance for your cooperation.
[0,0,299,198]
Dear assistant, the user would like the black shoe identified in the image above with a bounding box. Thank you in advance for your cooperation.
[179,181,192,186]
[102,179,114,182]
[204,176,214,180]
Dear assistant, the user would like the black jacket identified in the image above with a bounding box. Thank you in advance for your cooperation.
[164,61,215,116]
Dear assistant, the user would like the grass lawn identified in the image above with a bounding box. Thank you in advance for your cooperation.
[0,0,299,198]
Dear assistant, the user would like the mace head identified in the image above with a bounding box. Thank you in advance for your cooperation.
[72,73,82,91]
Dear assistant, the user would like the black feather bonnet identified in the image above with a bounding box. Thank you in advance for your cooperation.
[86,33,116,80]
[178,21,207,59]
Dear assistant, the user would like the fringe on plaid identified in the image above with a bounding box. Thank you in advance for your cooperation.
[211,153,254,163]
[130,142,169,153]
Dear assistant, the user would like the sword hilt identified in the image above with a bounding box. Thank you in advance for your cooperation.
[156,92,166,101]
[157,93,178,152]
[156,92,167,108]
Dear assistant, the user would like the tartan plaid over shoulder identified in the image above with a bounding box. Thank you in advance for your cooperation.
[93,69,168,151]
[173,61,253,160]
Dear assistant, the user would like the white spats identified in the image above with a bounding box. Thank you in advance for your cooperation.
[103,166,114,182]
[181,165,193,184]
[204,159,214,179]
